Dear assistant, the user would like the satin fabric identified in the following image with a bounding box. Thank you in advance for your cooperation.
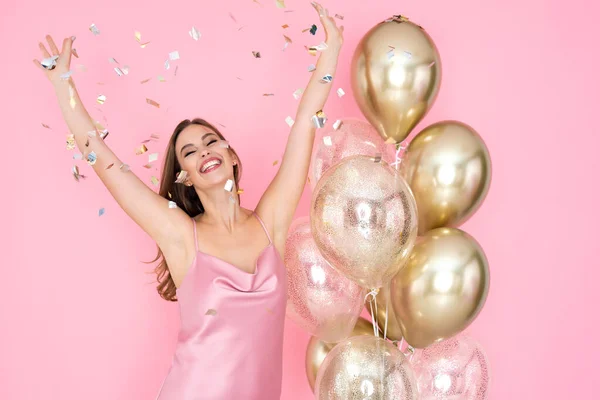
[156,212,287,400]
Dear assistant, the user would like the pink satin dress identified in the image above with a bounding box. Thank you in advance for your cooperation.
[156,212,287,400]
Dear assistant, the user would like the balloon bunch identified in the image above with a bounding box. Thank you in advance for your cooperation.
[284,15,492,400]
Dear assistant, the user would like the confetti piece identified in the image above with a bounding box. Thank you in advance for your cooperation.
[140,41,151,48]
[205,309,217,316]
[60,70,73,80]
[89,23,100,36]
[96,94,106,104]
[136,144,148,155]
[263,93,275,96]
[109,57,118,64]
[333,119,342,130]
[158,75,166,82]
[252,51,261,58]
[66,134,75,150]
[174,66,179,76]
[311,110,327,128]
[72,165,85,181]
[229,12,237,23]
[120,164,130,172]
[319,74,333,83]
[106,163,114,170]
[140,78,151,84]
[168,201,177,209]
[73,153,82,160]
[387,49,395,60]
[189,26,201,40]
[87,130,97,137]
[337,88,345,97]
[285,116,294,127]
[403,51,412,59]
[283,35,292,51]
[169,51,180,60]
[308,42,328,54]
[114,67,124,76]
[98,208,105,216]
[143,163,153,169]
[273,160,279,166]
[42,123,51,129]
[175,170,188,184]
[146,98,160,108]
[334,14,344,20]
[373,153,382,163]
[86,151,97,165]
[224,179,234,192]
[293,88,304,99]
[164,60,170,70]
[237,188,244,194]
[310,24,317,35]
[308,64,316,72]
[148,153,158,163]
[150,176,159,186]
[282,24,289,29]
[428,61,436,68]
[323,136,332,146]
[134,31,142,42]
[276,0,286,8]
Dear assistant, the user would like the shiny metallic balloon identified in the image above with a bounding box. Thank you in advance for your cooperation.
[311,155,418,289]
[351,16,441,144]
[390,228,490,348]
[305,317,376,391]
[315,335,418,399]
[285,217,367,343]
[310,118,395,190]
[401,120,491,234]
[411,334,491,399]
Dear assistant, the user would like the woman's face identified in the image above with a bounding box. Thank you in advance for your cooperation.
[174,124,237,190]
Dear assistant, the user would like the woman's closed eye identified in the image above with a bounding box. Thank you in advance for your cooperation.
[184,150,196,157]
[207,139,217,146]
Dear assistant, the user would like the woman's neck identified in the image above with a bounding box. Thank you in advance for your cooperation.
[195,184,245,233]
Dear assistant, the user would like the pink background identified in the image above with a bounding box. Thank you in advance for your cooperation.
[1,0,598,398]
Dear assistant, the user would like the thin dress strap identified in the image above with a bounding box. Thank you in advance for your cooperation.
[253,211,272,244]
[192,218,199,252]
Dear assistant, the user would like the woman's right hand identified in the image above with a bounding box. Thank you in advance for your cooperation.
[33,35,75,84]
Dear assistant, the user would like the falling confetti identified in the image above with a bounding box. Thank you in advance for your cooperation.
[136,144,148,155]
[333,119,342,130]
[293,88,304,99]
[387,48,395,60]
[169,51,180,60]
[319,74,333,83]
[323,136,332,146]
[42,123,51,129]
[175,170,188,184]
[96,94,106,104]
[373,153,382,163]
[71,48,79,58]
[229,12,237,23]
[86,151,98,165]
[309,24,317,35]
[263,93,275,96]
[60,70,73,80]
[273,160,279,166]
[106,163,114,170]
[174,66,179,76]
[252,51,261,58]
[168,201,178,209]
[69,84,76,109]
[308,64,316,72]
[73,153,82,160]
[66,134,75,150]
[311,110,327,128]
[120,164,131,172]
[98,208,105,217]
[164,59,170,70]
[276,0,286,8]
[146,98,160,108]
[205,309,218,316]
[134,31,142,42]
[285,116,294,127]
[140,78,151,84]
[237,188,244,194]
[283,35,292,51]
[150,176,159,186]
[282,24,289,29]
[143,163,153,169]
[403,51,412,59]
[148,153,158,163]
[337,88,345,97]
[189,26,201,40]
[334,14,344,20]
[158,75,166,82]
[72,165,85,181]
[89,23,100,36]
[224,179,234,192]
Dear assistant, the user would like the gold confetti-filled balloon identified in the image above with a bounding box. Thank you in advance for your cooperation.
[310,155,418,289]
[309,118,395,191]
[285,217,366,343]
[315,336,418,399]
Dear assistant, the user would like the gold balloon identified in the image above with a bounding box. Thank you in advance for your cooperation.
[390,228,490,348]
[351,16,442,144]
[365,283,404,341]
[401,120,491,235]
[305,317,376,391]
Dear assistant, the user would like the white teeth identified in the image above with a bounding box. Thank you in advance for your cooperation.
[201,159,221,172]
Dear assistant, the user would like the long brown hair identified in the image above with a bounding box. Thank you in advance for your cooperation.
[145,118,243,302]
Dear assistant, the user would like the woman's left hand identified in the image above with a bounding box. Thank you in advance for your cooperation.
[311,2,344,51]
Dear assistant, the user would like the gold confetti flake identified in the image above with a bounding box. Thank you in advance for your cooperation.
[146,98,160,108]
[140,78,151,84]
[237,188,244,194]
[205,308,218,316]
[252,51,261,58]
[134,31,142,42]
[143,163,153,169]
[150,176,159,186]
[69,84,76,109]
[273,160,279,166]
[140,41,151,48]
[42,123,51,129]
[263,93,275,96]
[66,134,75,150]
[135,144,148,155]
[276,0,285,8]
[158,75,166,82]
[282,24,289,29]
[311,110,327,128]
[96,94,106,104]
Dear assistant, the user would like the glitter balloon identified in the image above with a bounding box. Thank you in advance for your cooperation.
[309,119,395,190]
[285,217,367,343]
[310,155,418,289]
[411,334,491,400]
[315,336,418,399]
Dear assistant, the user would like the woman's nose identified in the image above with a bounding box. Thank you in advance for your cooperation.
[200,149,210,157]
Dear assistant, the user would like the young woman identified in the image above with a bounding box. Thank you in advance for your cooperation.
[34,2,342,399]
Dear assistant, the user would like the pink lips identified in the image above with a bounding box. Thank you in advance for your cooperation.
[199,157,222,174]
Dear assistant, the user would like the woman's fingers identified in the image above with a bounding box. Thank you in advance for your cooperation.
[46,35,60,55]
[38,42,51,58]
[32,59,46,71]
